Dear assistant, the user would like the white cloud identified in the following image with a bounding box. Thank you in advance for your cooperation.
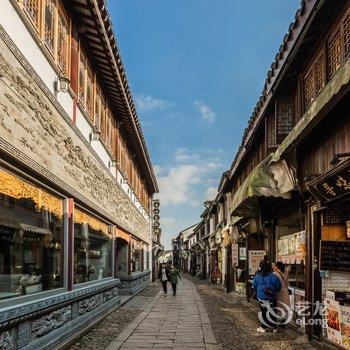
[194,100,217,123]
[156,148,223,207]
[205,187,218,201]
[135,93,172,112]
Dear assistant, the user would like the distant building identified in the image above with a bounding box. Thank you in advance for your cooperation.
[158,250,173,264]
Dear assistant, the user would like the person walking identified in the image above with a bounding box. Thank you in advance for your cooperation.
[273,261,292,327]
[158,263,170,296]
[169,264,181,296]
[252,261,281,333]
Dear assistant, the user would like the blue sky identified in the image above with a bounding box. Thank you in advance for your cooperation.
[109,0,300,249]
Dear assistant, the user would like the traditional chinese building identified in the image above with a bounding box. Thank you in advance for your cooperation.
[186,0,350,348]
[0,0,158,349]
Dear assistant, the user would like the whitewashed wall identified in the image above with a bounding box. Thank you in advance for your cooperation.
[0,0,149,221]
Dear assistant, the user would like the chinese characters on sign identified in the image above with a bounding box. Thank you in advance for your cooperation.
[277,231,306,264]
[310,164,350,203]
[232,243,239,267]
[248,250,266,276]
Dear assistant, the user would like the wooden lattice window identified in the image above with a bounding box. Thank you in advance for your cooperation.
[343,14,350,60]
[276,97,294,144]
[105,108,113,148]
[57,7,69,71]
[94,84,102,128]
[100,96,106,138]
[44,0,56,54]
[23,0,41,30]
[328,31,341,79]
[303,70,314,109]
[86,64,94,118]
[266,113,276,150]
[314,55,326,95]
[78,50,86,105]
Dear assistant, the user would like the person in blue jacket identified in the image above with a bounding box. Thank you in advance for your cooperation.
[252,261,281,333]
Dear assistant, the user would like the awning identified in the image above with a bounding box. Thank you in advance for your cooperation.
[271,57,350,164]
[231,154,291,217]
[0,218,52,235]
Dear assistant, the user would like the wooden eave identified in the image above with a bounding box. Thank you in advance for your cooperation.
[69,0,158,194]
[228,0,321,182]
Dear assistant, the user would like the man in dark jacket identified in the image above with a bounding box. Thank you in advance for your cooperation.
[158,263,170,296]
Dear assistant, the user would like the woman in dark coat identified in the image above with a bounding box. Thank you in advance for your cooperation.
[252,262,281,333]
[169,264,181,296]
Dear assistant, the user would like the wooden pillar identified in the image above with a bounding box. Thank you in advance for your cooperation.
[305,200,313,340]
[128,241,131,275]
[67,198,74,291]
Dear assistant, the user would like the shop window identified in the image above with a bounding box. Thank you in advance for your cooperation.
[74,208,112,284]
[130,239,141,273]
[0,169,63,300]
[43,0,56,55]
[327,31,342,79]
[23,0,41,31]
[57,7,69,72]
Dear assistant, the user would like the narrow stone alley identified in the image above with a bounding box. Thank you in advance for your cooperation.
[68,277,322,350]
[106,278,217,349]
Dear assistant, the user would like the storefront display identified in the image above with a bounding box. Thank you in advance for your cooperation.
[74,208,112,284]
[0,169,63,299]
[130,238,141,273]
[248,250,266,276]
[232,243,239,267]
[277,231,306,264]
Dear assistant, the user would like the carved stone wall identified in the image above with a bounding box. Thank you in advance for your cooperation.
[0,282,119,350]
[0,26,151,242]
[0,330,14,350]
[118,271,151,295]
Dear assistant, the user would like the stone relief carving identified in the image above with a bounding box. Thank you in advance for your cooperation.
[0,279,119,326]
[78,295,102,316]
[102,287,118,303]
[32,306,71,337]
[0,331,13,350]
[0,30,150,240]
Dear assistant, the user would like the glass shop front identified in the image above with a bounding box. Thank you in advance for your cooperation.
[0,169,63,300]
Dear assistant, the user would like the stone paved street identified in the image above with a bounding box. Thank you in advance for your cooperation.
[68,285,161,350]
[67,277,323,350]
[187,275,319,350]
[106,278,217,349]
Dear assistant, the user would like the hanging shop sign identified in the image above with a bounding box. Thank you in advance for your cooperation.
[309,160,350,203]
[152,199,161,237]
[248,250,266,276]
[232,243,239,267]
[277,231,306,264]
[239,247,246,261]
